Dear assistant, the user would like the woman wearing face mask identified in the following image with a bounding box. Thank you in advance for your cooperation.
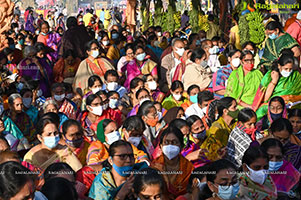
[241,41,260,70]
[289,109,301,141]
[181,85,201,111]
[18,45,53,97]
[78,94,106,142]
[37,21,60,62]
[200,97,238,161]
[199,159,239,200]
[89,140,148,200]
[183,48,212,91]
[53,49,81,83]
[151,126,194,199]
[128,88,152,117]
[87,119,121,165]
[256,96,287,132]
[162,80,189,110]
[117,43,135,82]
[81,75,104,111]
[238,146,277,200]
[210,49,241,99]
[227,108,263,168]
[253,53,301,118]
[98,31,111,54]
[270,118,301,171]
[146,34,163,60]
[225,50,263,109]
[60,119,90,166]
[123,45,158,90]
[1,93,35,144]
[136,101,159,153]
[133,168,167,200]
[143,74,165,103]
[20,88,39,125]
[171,118,209,168]
[261,138,300,198]
[73,40,114,94]
[260,21,300,71]
[23,118,82,171]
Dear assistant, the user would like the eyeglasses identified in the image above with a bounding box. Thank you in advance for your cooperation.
[214,180,238,190]
[113,153,135,160]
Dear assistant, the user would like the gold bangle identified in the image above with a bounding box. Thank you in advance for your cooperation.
[271,81,277,85]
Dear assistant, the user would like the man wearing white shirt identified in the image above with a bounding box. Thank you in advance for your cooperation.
[185,91,214,118]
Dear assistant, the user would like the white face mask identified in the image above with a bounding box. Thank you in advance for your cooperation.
[102,40,110,46]
[162,145,180,160]
[197,179,207,191]
[22,97,32,108]
[89,105,103,116]
[106,131,121,145]
[91,50,99,58]
[246,165,268,185]
[54,94,65,102]
[102,103,109,110]
[231,58,240,68]
[280,70,292,78]
[202,106,207,115]
[173,93,182,101]
[181,116,186,120]
[107,82,118,91]
[157,32,162,37]
[175,47,185,57]
[209,46,220,55]
[157,111,163,120]
[91,87,102,94]
[139,98,150,105]
[147,81,157,90]
[128,136,142,147]
[109,98,119,109]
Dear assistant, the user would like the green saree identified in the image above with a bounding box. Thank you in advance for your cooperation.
[260,33,299,70]
[225,66,263,107]
[252,70,301,120]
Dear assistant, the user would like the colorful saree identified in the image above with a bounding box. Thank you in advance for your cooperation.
[270,160,300,193]
[283,142,301,171]
[209,64,233,98]
[151,154,194,198]
[122,58,158,89]
[200,117,237,161]
[252,70,301,120]
[225,66,263,107]
[162,95,189,110]
[73,58,114,93]
[53,57,81,83]
[260,33,299,70]
[237,174,277,200]
[2,111,35,143]
[72,140,90,166]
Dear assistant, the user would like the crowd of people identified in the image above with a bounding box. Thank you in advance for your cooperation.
[0,6,300,200]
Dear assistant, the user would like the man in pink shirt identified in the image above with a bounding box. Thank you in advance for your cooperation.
[287,11,301,51]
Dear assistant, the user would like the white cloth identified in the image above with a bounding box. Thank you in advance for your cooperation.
[185,103,205,118]
[208,54,221,73]
[297,11,301,20]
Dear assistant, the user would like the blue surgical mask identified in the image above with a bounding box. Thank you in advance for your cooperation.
[41,32,48,36]
[43,135,60,149]
[196,40,201,46]
[269,161,283,171]
[190,94,198,104]
[192,130,206,140]
[217,183,240,200]
[18,39,24,45]
[270,112,282,121]
[17,82,24,91]
[112,160,133,177]
[112,33,119,39]
[136,52,146,61]
[269,32,278,40]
